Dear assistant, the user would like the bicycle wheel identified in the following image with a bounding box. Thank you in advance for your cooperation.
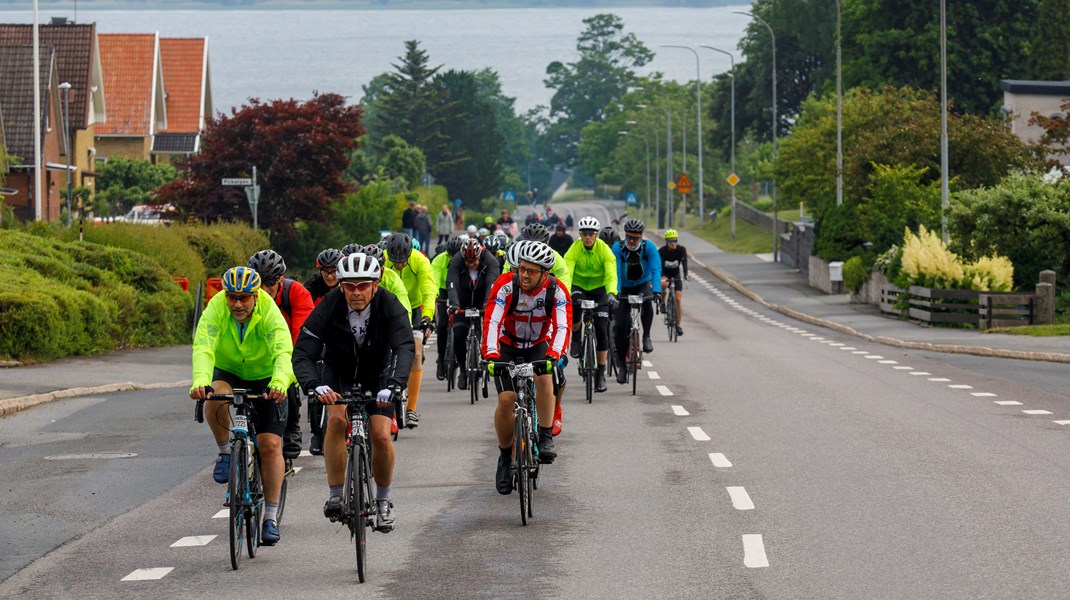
[346,444,368,583]
[630,330,640,396]
[228,442,245,570]
[514,409,528,526]
[583,324,595,403]
[246,446,262,559]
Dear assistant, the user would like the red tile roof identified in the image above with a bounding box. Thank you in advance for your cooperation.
[0,23,97,130]
[160,37,206,134]
[96,33,156,136]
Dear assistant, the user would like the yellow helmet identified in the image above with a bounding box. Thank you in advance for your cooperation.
[222,266,261,293]
[664,229,679,240]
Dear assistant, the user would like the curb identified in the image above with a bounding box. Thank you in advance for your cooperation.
[0,380,193,418]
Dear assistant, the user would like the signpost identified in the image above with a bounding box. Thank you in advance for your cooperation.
[676,173,692,196]
[626,192,638,206]
[726,173,740,187]
[223,167,260,231]
[504,190,516,203]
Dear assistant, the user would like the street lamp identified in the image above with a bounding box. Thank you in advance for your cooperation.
[627,120,660,223]
[637,103,673,229]
[700,45,736,238]
[940,0,949,242]
[619,130,651,217]
[735,10,779,260]
[662,45,705,226]
[58,81,72,227]
[835,0,843,207]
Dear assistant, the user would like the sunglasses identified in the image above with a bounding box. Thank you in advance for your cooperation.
[580,230,598,237]
[340,281,376,293]
[320,268,337,275]
[625,235,643,241]
[516,266,544,277]
[667,240,678,244]
[225,293,255,302]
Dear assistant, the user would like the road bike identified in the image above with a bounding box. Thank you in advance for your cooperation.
[575,296,598,403]
[195,390,286,570]
[664,278,680,343]
[626,294,645,396]
[462,308,487,405]
[486,359,553,526]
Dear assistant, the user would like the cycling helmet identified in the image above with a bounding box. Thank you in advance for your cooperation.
[494,232,510,248]
[340,243,363,256]
[461,237,483,261]
[664,228,679,240]
[577,216,600,232]
[623,218,645,234]
[520,223,550,244]
[483,235,503,254]
[446,236,465,256]
[316,248,342,270]
[599,226,620,247]
[478,227,489,238]
[505,240,528,269]
[434,242,447,256]
[247,249,286,285]
[337,252,382,281]
[384,232,413,264]
[484,215,494,225]
[517,241,555,270]
[466,225,478,236]
[361,243,386,267]
[222,266,261,293]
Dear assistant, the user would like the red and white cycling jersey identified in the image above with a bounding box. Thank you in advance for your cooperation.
[481,272,571,359]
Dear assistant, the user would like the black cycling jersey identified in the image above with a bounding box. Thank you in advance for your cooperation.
[658,244,688,279]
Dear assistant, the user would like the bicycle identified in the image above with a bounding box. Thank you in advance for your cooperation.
[444,318,457,392]
[462,308,486,405]
[626,294,645,396]
[575,296,598,403]
[195,389,285,571]
[664,279,679,343]
[485,359,553,526]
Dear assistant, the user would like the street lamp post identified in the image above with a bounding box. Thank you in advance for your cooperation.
[835,0,843,207]
[58,81,72,227]
[628,120,660,224]
[619,131,651,217]
[940,0,949,242]
[662,45,705,226]
[736,10,778,261]
[32,0,42,221]
[700,45,736,238]
[638,103,672,229]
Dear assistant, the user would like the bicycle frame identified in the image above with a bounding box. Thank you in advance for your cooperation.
[627,294,644,395]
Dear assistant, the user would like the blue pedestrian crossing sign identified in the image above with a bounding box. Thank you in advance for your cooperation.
[504,190,516,203]
[626,192,638,206]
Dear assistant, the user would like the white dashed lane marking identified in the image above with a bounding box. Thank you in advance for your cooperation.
[727,486,756,510]
[909,372,931,376]
[948,384,973,389]
[212,509,228,519]
[671,405,689,416]
[656,385,674,396]
[995,401,1023,406]
[642,360,654,368]
[170,535,216,547]
[688,427,711,441]
[1054,420,1070,425]
[1023,409,1054,415]
[709,453,732,468]
[648,371,661,380]
[893,366,914,370]
[971,392,998,397]
[121,568,173,581]
[742,535,770,568]
[928,378,951,382]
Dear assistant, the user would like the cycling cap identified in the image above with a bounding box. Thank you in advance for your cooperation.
[223,266,261,293]
[384,232,414,264]
[664,229,679,240]
[577,216,600,231]
[599,226,620,247]
[461,237,483,261]
[520,223,550,244]
[623,218,645,234]
[340,243,363,257]
[517,241,555,270]
[446,236,465,256]
[361,243,385,267]
[337,252,382,281]
[316,248,342,270]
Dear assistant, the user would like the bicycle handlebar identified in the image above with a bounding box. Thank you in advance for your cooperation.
[484,360,554,378]
[192,388,271,423]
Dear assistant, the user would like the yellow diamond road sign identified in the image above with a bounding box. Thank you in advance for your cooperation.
[726,173,740,187]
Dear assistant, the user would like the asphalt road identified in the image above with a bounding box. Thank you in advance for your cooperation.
[4,203,1070,598]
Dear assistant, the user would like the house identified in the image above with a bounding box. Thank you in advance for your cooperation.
[0,45,65,221]
[94,32,166,162]
[154,37,212,163]
[0,22,108,215]
[1000,79,1070,147]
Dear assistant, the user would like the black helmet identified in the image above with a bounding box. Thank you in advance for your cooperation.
[446,236,465,256]
[316,248,342,270]
[434,242,447,256]
[247,249,286,285]
[599,226,620,247]
[340,243,363,256]
[483,235,502,254]
[384,232,413,264]
[623,218,645,234]
[361,243,386,267]
[520,223,550,244]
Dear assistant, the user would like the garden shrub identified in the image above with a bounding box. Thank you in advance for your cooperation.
[843,255,870,295]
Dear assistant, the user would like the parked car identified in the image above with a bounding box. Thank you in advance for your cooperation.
[116,204,175,224]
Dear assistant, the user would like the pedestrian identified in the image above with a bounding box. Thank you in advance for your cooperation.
[402,201,417,238]
[452,199,464,230]
[415,204,433,254]
[565,212,574,231]
[437,204,454,245]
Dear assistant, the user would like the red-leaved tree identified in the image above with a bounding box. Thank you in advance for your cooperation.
[157,93,364,238]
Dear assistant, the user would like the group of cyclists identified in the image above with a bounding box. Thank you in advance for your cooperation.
[187,207,690,548]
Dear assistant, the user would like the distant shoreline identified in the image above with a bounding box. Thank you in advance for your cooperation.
[0,1,736,10]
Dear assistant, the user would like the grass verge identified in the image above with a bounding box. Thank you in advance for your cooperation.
[689,208,774,254]
[986,324,1070,336]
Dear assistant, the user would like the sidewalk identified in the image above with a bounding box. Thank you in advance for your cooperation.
[673,229,1070,363]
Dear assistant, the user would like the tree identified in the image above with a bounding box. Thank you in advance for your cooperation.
[95,157,177,216]
[432,69,504,206]
[544,13,653,170]
[372,41,452,169]
[1026,0,1070,79]
[156,93,363,239]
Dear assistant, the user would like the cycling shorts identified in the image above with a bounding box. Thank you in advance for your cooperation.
[210,367,287,437]
[491,341,550,395]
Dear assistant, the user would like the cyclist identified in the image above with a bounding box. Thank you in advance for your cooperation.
[659,229,689,336]
[189,266,294,546]
[482,234,505,271]
[516,222,572,291]
[611,218,661,385]
[247,250,314,460]
[433,236,465,381]
[563,216,618,395]
[305,248,342,306]
[293,253,414,533]
[446,237,501,389]
[599,225,620,249]
[483,215,497,234]
[482,241,571,495]
[384,232,437,429]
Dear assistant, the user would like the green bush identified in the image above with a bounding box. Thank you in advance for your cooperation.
[180,223,269,279]
[843,255,871,295]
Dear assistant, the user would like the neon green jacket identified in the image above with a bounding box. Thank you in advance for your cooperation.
[191,289,296,392]
[380,268,412,323]
[431,251,450,291]
[386,250,437,318]
[504,249,571,292]
[564,238,618,295]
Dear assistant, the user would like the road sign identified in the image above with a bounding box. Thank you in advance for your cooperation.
[667,181,676,191]
[625,192,638,206]
[726,173,741,187]
[504,190,516,203]
[676,173,692,195]
[222,178,252,186]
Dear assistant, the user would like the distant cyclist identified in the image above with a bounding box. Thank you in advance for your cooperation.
[483,241,571,495]
[293,253,414,533]
[189,266,294,546]
[563,216,618,395]
[433,236,465,381]
[611,218,661,384]
[305,248,342,306]
[384,232,437,429]
[446,238,501,389]
[659,229,689,336]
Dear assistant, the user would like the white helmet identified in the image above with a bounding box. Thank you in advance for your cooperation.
[577,216,600,231]
[517,241,555,270]
[478,227,490,237]
[466,224,478,236]
[505,240,528,269]
[337,252,381,281]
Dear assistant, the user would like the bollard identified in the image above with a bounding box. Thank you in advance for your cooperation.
[1035,281,1054,325]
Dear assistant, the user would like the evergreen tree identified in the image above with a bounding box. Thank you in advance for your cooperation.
[374,41,451,166]
[432,70,503,205]
[1025,0,1070,80]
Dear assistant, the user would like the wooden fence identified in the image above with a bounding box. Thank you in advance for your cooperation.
[879,285,1036,329]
